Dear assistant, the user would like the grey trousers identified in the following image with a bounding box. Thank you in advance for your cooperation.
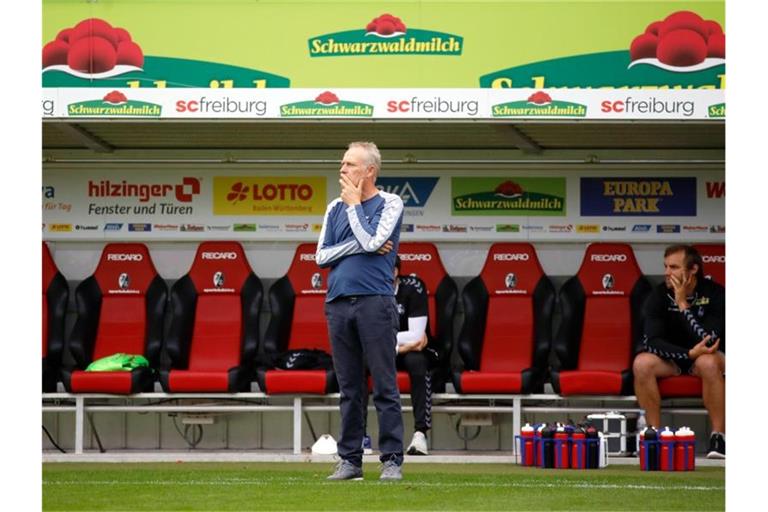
[325,295,404,466]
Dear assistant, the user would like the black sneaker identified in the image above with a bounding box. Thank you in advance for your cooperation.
[706,432,725,459]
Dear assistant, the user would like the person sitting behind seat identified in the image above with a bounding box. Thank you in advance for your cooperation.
[394,255,440,455]
[362,255,437,455]
[632,244,725,459]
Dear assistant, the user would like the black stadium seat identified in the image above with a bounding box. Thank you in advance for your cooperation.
[162,241,262,392]
[63,243,166,394]
[454,243,555,394]
[552,243,651,395]
[43,242,68,392]
[396,242,458,392]
[257,243,337,394]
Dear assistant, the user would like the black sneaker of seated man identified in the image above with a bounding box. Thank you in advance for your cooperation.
[707,432,725,459]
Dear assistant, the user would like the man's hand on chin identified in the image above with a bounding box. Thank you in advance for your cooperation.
[339,174,363,206]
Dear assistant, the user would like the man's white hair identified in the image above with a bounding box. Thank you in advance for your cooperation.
[348,141,381,174]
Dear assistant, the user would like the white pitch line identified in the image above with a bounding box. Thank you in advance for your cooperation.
[43,480,723,491]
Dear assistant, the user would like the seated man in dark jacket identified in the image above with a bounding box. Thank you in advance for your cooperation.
[393,256,440,455]
[633,244,725,459]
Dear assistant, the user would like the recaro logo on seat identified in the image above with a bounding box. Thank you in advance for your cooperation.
[201,252,237,260]
[107,253,144,262]
[590,254,627,262]
[494,253,530,261]
[702,255,725,263]
[400,253,432,261]
[300,254,316,261]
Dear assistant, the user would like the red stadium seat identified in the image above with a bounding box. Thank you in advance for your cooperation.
[162,241,262,392]
[257,243,337,394]
[453,243,555,394]
[693,243,725,286]
[552,243,651,396]
[43,242,68,392]
[396,242,458,392]
[63,243,166,394]
[658,375,703,398]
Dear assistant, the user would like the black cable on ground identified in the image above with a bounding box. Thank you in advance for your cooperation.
[303,411,318,443]
[171,415,204,448]
[86,413,106,453]
[454,417,482,442]
[42,425,66,454]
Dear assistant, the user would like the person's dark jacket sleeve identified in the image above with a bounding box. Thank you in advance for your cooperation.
[680,283,725,353]
[640,289,692,361]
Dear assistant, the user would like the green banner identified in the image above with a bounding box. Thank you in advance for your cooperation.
[452,178,567,216]
[43,1,724,88]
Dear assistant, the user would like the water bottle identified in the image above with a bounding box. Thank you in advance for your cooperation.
[642,427,659,471]
[520,423,535,466]
[659,427,675,471]
[541,424,555,468]
[571,426,586,469]
[534,423,544,467]
[554,424,570,469]
[585,424,599,469]
[674,427,696,471]
[636,413,647,432]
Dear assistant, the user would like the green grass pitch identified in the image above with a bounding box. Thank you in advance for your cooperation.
[43,462,724,511]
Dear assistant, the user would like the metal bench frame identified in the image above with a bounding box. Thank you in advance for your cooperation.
[43,392,706,455]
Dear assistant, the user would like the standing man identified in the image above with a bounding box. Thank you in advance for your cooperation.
[316,141,405,480]
[633,245,725,459]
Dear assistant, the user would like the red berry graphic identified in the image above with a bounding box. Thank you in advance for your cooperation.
[657,29,707,66]
[707,33,725,58]
[378,20,396,35]
[315,91,340,104]
[103,91,128,104]
[630,33,658,60]
[527,91,552,105]
[70,18,119,49]
[645,21,664,36]
[495,181,524,196]
[56,28,73,43]
[659,11,707,39]
[366,13,407,34]
[116,40,144,67]
[67,36,117,73]
[114,27,132,43]
[42,40,69,68]
[704,20,723,38]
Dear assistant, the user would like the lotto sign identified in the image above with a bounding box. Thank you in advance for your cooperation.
[213,177,327,216]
